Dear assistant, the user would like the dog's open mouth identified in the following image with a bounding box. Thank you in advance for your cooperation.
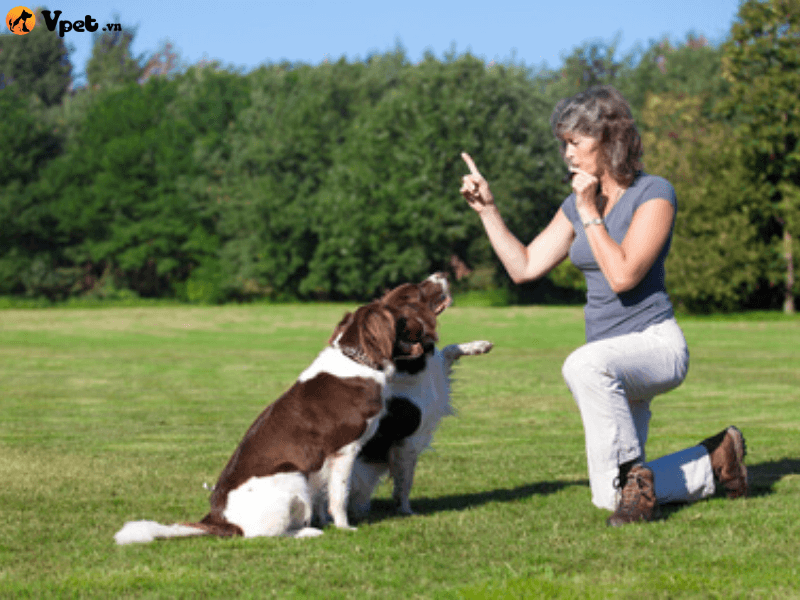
[424,273,453,315]
[396,335,438,359]
[396,341,425,360]
[433,294,452,315]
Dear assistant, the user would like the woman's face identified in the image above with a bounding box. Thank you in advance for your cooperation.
[563,131,602,177]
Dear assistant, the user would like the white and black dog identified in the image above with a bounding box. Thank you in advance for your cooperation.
[114,287,443,544]
[347,274,493,517]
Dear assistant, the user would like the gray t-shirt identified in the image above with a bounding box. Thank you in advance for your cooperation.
[560,173,677,343]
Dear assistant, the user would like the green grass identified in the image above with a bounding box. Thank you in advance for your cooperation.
[1,305,799,599]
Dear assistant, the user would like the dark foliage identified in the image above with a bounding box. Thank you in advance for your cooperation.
[1,9,797,310]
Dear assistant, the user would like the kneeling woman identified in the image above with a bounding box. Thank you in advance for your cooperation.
[459,85,747,525]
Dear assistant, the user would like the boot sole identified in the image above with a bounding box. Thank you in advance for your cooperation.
[725,426,748,498]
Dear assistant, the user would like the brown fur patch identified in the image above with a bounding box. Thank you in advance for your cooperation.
[202,373,384,526]
[381,272,451,315]
[336,302,396,368]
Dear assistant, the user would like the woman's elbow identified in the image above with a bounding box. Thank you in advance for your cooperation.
[509,272,528,285]
[509,264,541,285]
[511,271,545,285]
[608,273,640,294]
[505,259,533,285]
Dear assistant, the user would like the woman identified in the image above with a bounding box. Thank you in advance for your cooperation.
[460,85,747,526]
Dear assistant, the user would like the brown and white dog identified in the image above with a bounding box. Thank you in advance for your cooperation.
[347,274,493,518]
[114,289,442,544]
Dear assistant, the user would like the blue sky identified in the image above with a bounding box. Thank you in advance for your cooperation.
[44,0,743,85]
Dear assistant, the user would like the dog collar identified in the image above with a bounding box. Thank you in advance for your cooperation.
[335,342,383,371]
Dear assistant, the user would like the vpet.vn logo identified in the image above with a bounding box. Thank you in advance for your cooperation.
[5,6,122,37]
[39,9,121,37]
[6,5,35,34]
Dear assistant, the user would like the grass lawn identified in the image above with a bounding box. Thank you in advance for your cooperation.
[1,304,798,598]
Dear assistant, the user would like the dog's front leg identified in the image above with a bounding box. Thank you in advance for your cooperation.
[388,444,418,515]
[441,341,493,370]
[327,444,359,530]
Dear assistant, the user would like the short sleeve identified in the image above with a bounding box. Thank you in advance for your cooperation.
[634,175,677,211]
[560,193,579,228]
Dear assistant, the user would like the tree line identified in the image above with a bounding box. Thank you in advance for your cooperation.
[1,1,798,312]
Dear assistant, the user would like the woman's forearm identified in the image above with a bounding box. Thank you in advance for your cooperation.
[461,152,572,284]
[478,206,531,284]
[578,199,675,294]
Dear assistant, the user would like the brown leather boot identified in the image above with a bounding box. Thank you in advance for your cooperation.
[700,426,748,499]
[606,464,657,527]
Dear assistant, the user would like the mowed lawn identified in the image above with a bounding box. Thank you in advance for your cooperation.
[1,304,798,598]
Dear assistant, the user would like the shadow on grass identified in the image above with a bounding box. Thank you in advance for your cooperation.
[360,458,800,524]
[657,457,800,521]
[361,478,589,523]
[746,457,800,497]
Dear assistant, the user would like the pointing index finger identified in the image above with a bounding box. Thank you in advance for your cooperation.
[461,152,482,178]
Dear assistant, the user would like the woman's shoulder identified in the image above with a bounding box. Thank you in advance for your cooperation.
[559,190,578,221]
[631,172,677,208]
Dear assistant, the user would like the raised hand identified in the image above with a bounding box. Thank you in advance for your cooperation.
[460,152,495,213]
[569,167,602,220]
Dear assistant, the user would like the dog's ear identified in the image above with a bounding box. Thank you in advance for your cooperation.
[328,311,353,345]
[357,304,396,366]
[337,303,396,367]
[380,283,421,308]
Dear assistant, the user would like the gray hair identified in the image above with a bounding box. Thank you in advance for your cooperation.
[550,85,643,186]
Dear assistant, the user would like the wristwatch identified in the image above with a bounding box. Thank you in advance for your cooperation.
[583,217,605,229]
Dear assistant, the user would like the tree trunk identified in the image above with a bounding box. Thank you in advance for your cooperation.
[785,229,795,314]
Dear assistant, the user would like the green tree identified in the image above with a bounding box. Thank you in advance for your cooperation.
[544,38,629,105]
[0,7,72,106]
[31,79,193,298]
[212,58,373,300]
[621,35,728,118]
[210,52,563,301]
[169,63,252,302]
[85,19,141,88]
[0,89,62,295]
[641,93,764,311]
[0,59,252,301]
[544,34,728,119]
[721,0,800,313]
[304,53,562,300]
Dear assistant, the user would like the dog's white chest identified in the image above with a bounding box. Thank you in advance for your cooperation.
[387,350,452,412]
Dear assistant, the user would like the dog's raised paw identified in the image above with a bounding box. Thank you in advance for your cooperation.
[458,340,493,356]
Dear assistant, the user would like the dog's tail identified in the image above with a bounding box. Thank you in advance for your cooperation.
[114,518,323,543]
[115,510,247,545]
[114,520,210,545]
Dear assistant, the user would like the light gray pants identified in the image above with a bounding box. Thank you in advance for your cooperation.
[562,318,715,510]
